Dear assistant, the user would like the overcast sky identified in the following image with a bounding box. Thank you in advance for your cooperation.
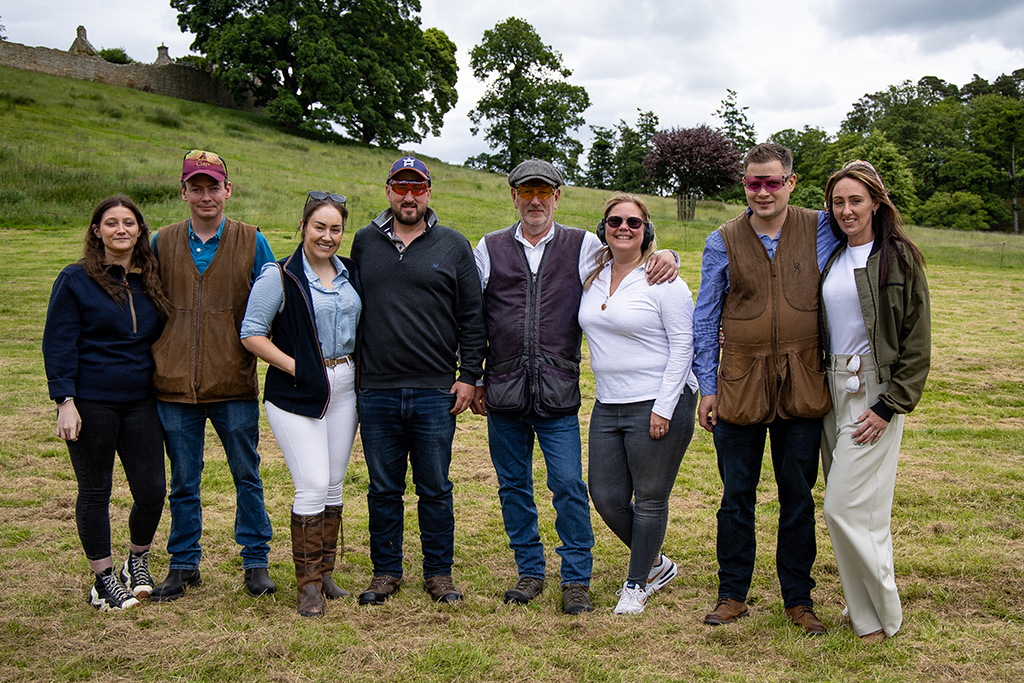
[6,1,1024,166]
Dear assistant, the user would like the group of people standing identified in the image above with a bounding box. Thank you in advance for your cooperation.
[43,143,929,641]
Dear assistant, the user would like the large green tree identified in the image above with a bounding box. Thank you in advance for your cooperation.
[170,0,458,146]
[466,17,590,178]
[612,111,660,194]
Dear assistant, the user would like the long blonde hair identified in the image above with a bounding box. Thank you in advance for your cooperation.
[583,193,658,290]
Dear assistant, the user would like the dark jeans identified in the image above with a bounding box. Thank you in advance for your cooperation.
[588,389,696,586]
[357,388,457,579]
[712,415,821,608]
[487,410,594,584]
[157,399,272,570]
[66,397,166,561]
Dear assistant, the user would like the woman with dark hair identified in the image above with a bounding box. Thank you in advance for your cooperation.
[43,195,170,611]
[820,161,930,641]
[578,193,698,614]
[241,191,362,617]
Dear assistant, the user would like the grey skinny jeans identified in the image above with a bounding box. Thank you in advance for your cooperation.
[587,388,696,586]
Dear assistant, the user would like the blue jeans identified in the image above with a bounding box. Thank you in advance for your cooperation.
[157,399,272,570]
[357,388,457,579]
[712,416,820,608]
[588,390,696,586]
[487,410,593,585]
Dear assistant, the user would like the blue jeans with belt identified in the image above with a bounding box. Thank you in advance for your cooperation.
[487,410,594,585]
[712,415,821,608]
[357,388,458,579]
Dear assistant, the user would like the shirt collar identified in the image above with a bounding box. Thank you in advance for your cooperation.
[188,217,226,241]
[514,221,556,248]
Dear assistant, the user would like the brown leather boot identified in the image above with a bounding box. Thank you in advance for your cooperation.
[292,511,325,617]
[321,504,350,599]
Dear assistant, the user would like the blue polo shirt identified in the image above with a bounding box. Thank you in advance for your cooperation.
[152,217,275,282]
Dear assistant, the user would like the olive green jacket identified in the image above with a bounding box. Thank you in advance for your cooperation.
[820,239,931,421]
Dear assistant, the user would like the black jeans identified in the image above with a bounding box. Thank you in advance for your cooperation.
[588,389,696,586]
[712,415,821,608]
[66,397,166,560]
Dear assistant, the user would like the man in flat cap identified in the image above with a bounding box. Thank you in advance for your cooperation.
[471,159,678,613]
[351,156,486,606]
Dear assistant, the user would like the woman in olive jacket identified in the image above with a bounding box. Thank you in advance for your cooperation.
[819,160,930,642]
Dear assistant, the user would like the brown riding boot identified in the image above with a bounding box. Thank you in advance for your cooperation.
[292,511,325,617]
[321,504,350,599]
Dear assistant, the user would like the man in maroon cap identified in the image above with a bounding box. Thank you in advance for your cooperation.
[149,150,278,602]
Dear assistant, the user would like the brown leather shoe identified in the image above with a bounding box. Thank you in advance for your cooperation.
[504,576,545,605]
[424,574,463,603]
[358,574,402,605]
[786,605,827,635]
[703,598,749,625]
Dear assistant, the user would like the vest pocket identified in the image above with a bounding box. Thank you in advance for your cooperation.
[536,356,581,416]
[485,358,529,413]
[778,348,831,419]
[717,353,771,425]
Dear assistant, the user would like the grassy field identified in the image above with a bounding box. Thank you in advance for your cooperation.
[1,66,1023,682]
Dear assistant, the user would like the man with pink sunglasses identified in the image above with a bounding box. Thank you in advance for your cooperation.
[693,143,839,635]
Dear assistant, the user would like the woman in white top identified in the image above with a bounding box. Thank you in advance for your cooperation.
[579,193,699,614]
[820,161,930,642]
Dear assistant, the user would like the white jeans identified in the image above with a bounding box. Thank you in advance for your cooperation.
[265,362,358,515]
[822,353,905,637]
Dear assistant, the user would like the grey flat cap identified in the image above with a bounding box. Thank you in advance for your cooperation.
[508,158,563,188]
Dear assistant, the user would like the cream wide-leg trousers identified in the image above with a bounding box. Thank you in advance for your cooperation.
[822,353,905,637]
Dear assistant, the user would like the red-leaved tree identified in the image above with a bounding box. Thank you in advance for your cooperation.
[644,125,741,220]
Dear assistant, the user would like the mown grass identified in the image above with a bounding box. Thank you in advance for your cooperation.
[1,65,1023,682]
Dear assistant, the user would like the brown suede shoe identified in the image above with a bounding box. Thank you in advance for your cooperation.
[424,574,462,603]
[703,598,749,625]
[786,605,827,635]
[358,574,402,605]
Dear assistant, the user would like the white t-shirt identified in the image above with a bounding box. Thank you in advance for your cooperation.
[578,263,698,419]
[822,242,873,355]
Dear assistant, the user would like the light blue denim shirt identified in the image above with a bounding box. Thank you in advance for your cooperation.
[241,251,361,359]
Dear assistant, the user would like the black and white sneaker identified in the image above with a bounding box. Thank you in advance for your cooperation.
[120,550,155,599]
[90,568,140,612]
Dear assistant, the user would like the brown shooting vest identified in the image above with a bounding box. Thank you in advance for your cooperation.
[151,218,259,403]
[716,207,830,424]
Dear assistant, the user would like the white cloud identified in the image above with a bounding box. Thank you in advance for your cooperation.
[5,1,1023,166]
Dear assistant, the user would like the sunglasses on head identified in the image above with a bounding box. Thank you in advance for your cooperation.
[305,191,346,210]
[389,180,430,196]
[515,185,556,200]
[604,215,646,229]
[742,175,791,193]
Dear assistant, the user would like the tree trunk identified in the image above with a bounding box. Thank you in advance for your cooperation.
[676,193,696,222]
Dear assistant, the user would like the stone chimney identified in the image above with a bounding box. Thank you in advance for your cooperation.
[69,26,97,55]
[155,43,172,65]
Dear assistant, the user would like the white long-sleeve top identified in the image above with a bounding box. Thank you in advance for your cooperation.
[578,263,699,419]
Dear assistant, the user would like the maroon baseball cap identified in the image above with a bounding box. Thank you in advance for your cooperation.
[182,149,228,183]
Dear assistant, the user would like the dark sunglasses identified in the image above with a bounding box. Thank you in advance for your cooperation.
[742,175,791,193]
[604,215,646,229]
[305,191,347,209]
